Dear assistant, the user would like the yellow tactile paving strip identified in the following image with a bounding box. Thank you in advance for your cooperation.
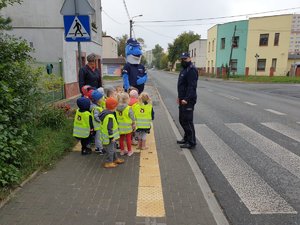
[137,124,165,217]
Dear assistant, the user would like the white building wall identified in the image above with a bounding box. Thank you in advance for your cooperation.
[102,36,118,58]
[189,39,207,68]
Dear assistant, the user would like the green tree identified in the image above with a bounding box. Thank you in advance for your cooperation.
[152,44,164,69]
[116,34,145,57]
[0,0,44,187]
[168,31,200,66]
[160,53,169,70]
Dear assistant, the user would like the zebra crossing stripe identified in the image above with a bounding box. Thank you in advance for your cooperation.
[226,123,300,180]
[195,124,296,214]
[244,101,257,106]
[261,122,300,143]
[264,109,287,115]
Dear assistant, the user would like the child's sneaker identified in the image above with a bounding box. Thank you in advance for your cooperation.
[103,162,118,168]
[120,150,128,156]
[95,148,105,155]
[131,140,138,146]
[81,149,88,155]
[127,151,133,156]
[114,158,125,164]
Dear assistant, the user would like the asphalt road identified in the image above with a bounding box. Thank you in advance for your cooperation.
[150,69,300,225]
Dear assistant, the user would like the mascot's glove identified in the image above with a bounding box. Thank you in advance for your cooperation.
[122,73,130,91]
[136,74,148,85]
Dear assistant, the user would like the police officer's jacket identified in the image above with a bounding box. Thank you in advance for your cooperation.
[177,62,198,105]
[122,63,146,87]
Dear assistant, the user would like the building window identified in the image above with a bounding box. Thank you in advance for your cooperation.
[208,42,211,52]
[221,38,225,49]
[191,49,193,57]
[259,34,269,46]
[208,61,210,67]
[212,40,214,52]
[257,59,266,71]
[274,33,280,46]
[211,60,213,68]
[29,42,34,48]
[194,48,196,57]
[230,59,237,71]
[272,58,277,71]
[232,36,239,48]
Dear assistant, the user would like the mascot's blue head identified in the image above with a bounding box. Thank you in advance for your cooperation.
[125,38,142,64]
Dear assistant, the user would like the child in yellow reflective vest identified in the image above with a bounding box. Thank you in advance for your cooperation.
[116,92,136,156]
[134,92,154,150]
[90,90,105,154]
[73,97,94,155]
[99,97,125,168]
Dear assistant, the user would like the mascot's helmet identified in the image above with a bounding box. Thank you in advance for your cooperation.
[126,38,140,47]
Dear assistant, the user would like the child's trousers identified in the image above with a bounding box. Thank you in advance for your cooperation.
[119,133,132,151]
[104,141,118,162]
[95,130,103,150]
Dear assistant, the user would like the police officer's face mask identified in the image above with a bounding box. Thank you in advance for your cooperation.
[181,60,189,68]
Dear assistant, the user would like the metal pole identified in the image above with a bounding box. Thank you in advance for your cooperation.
[228,25,236,78]
[130,19,133,38]
[74,0,82,69]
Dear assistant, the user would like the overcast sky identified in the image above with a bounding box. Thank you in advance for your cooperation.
[101,0,300,51]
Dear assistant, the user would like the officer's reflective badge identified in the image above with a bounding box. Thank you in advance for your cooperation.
[77,115,82,121]
[138,69,144,73]
[140,108,145,113]
[118,111,123,116]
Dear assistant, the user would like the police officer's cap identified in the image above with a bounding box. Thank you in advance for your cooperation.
[180,52,190,59]
[126,38,140,46]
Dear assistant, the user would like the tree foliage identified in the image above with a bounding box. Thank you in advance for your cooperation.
[152,44,164,69]
[0,0,21,30]
[168,31,200,66]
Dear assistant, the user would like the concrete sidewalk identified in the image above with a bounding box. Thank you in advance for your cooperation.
[0,81,221,225]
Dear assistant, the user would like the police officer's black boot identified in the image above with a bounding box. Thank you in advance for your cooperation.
[176,139,187,144]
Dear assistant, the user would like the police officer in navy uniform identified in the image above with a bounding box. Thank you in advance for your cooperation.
[176,52,198,149]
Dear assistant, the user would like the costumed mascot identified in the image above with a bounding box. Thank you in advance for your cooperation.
[122,38,148,94]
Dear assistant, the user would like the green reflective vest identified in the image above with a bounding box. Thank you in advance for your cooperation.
[100,113,120,145]
[116,106,132,134]
[73,110,91,138]
[92,105,103,131]
[134,104,152,129]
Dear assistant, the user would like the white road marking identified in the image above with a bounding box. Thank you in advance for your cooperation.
[261,122,300,143]
[244,101,257,106]
[264,109,287,116]
[226,123,300,180]
[218,93,240,100]
[195,124,296,214]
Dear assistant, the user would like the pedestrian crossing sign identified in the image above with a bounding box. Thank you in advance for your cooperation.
[63,15,91,42]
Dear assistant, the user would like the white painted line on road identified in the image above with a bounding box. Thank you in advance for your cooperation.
[261,122,300,143]
[297,122,300,125]
[157,90,230,225]
[195,124,296,214]
[226,123,300,180]
[244,101,257,106]
[218,93,240,100]
[264,109,287,116]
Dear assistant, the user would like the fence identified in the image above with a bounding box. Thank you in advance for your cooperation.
[31,61,65,103]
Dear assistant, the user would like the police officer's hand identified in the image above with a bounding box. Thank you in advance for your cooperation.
[181,99,188,105]
[176,98,180,104]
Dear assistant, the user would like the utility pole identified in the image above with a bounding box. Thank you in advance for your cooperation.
[130,19,133,38]
[74,0,82,70]
[228,25,237,78]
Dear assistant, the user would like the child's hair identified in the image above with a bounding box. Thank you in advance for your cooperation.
[116,85,124,93]
[139,92,152,105]
[105,86,116,98]
[97,87,105,97]
[117,92,130,104]
[129,89,138,99]
[127,86,138,94]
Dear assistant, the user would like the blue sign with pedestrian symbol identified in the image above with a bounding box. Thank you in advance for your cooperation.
[63,15,91,42]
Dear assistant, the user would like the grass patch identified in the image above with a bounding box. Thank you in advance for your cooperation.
[103,75,122,81]
[230,75,300,83]
[0,118,77,201]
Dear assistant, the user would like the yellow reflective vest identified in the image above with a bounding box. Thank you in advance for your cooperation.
[73,110,91,138]
[116,106,133,134]
[134,103,152,129]
[92,105,103,131]
[100,113,120,145]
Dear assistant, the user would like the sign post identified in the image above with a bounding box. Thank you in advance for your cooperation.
[60,0,95,70]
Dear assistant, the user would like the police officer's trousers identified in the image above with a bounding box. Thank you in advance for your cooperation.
[179,104,196,146]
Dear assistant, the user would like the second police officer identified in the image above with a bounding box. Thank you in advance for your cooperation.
[176,52,198,149]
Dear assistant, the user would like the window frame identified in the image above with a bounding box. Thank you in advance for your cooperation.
[274,33,280,46]
[232,36,239,48]
[221,38,225,49]
[259,34,269,46]
[257,59,266,71]
[230,59,238,72]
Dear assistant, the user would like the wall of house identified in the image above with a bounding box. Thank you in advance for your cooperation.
[246,14,292,76]
[207,25,218,74]
[216,20,248,75]
[102,36,118,58]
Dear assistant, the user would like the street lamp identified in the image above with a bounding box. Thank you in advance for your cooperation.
[130,14,143,38]
[255,53,259,76]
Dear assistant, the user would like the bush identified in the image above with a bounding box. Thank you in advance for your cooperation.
[38,106,67,129]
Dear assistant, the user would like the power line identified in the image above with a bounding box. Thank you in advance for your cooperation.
[135,6,300,23]
[102,9,127,25]
[135,25,174,39]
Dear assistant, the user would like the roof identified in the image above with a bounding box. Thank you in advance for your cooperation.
[102,57,126,64]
